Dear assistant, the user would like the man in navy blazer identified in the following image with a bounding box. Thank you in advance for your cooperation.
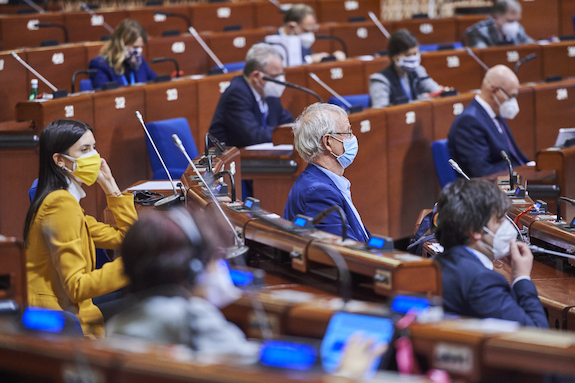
[448,65,529,178]
[209,43,293,148]
[283,103,369,242]
[434,179,547,327]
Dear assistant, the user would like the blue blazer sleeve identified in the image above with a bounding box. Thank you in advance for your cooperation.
[89,56,115,90]
[137,59,157,83]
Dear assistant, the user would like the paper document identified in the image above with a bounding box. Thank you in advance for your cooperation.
[244,143,294,151]
[127,181,176,191]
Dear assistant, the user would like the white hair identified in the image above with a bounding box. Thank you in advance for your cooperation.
[293,103,348,162]
[243,43,282,76]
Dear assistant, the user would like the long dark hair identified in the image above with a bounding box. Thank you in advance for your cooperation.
[23,119,93,244]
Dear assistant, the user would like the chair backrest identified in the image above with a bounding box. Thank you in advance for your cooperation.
[79,79,94,92]
[327,94,371,111]
[431,139,457,188]
[145,117,199,180]
[28,178,39,202]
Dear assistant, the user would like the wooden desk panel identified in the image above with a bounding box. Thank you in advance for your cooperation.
[85,41,105,64]
[560,0,575,36]
[536,147,575,218]
[204,28,271,66]
[430,92,475,141]
[391,18,457,45]
[147,34,209,77]
[24,45,88,94]
[195,72,237,143]
[0,238,27,309]
[283,66,309,119]
[420,50,483,93]
[479,44,542,84]
[346,109,389,236]
[16,93,94,130]
[254,0,318,28]
[92,87,148,220]
[0,13,66,50]
[328,22,384,57]
[521,0,559,40]
[384,102,436,239]
[303,59,367,104]
[532,79,575,152]
[128,6,191,37]
[143,78,199,147]
[541,41,575,80]
[315,0,379,23]
[191,2,255,33]
[0,50,28,122]
[508,87,536,160]
[63,10,128,43]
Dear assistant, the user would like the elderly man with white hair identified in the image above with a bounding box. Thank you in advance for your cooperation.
[209,43,293,148]
[283,103,369,242]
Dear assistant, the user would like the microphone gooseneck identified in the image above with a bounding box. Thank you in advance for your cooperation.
[150,57,180,78]
[316,243,352,307]
[464,47,490,71]
[514,53,537,75]
[309,72,351,108]
[262,76,323,102]
[448,159,471,180]
[154,11,192,29]
[556,197,575,223]
[188,26,227,73]
[11,52,58,92]
[80,2,114,33]
[312,205,347,241]
[314,34,348,58]
[529,244,575,261]
[368,11,390,39]
[500,150,514,190]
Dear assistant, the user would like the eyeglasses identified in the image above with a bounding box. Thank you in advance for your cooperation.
[329,127,353,138]
[498,87,517,100]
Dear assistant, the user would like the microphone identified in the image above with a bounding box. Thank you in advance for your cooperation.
[135,111,182,207]
[448,159,471,180]
[35,22,69,44]
[514,53,536,75]
[80,2,114,33]
[10,52,67,99]
[214,170,236,202]
[368,11,391,39]
[172,134,248,257]
[315,34,348,58]
[151,57,181,78]
[154,11,192,29]
[556,197,575,223]
[205,132,226,154]
[262,76,323,102]
[71,69,96,93]
[309,72,361,113]
[464,47,490,71]
[22,0,45,13]
[500,150,514,191]
[188,26,228,74]
[529,244,575,261]
[312,205,347,241]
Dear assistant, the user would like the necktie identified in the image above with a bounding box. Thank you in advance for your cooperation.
[496,116,524,165]
[260,99,269,128]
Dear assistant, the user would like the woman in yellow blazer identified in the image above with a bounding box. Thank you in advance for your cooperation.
[23,119,137,337]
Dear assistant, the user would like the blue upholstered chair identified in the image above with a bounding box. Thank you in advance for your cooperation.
[145,117,198,180]
[431,139,458,188]
[327,94,371,111]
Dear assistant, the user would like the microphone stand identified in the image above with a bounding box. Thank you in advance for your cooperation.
[309,72,361,113]
[448,159,470,180]
[262,76,324,102]
[514,53,537,75]
[312,205,347,241]
[500,150,515,191]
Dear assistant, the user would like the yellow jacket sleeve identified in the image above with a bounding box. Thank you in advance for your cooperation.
[87,193,137,250]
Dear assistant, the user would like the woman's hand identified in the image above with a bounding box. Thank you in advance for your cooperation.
[96,158,121,196]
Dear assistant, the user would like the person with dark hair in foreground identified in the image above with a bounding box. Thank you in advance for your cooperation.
[107,208,386,377]
[434,179,547,327]
[369,29,442,108]
[24,119,137,337]
[465,0,534,48]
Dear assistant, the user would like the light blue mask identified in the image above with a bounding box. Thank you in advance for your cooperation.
[330,135,358,169]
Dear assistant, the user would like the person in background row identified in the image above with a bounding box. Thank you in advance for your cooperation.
[209,43,293,148]
[465,0,534,48]
[107,208,386,379]
[434,179,548,327]
[24,119,137,337]
[278,4,346,63]
[369,29,443,108]
[284,103,369,242]
[448,65,529,178]
[89,19,156,90]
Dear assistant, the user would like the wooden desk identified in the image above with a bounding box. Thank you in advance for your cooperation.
[203,28,273,67]
[392,18,457,45]
[128,5,191,38]
[420,49,483,93]
[0,237,27,309]
[63,10,127,43]
[253,0,318,28]
[328,21,384,57]
[537,146,575,219]
[541,41,575,81]
[0,49,28,123]
[560,0,575,36]
[0,13,66,50]
[316,0,379,24]
[147,34,209,78]
[191,2,255,33]
[303,59,368,105]
[430,92,475,140]
[521,0,560,40]
[478,44,542,84]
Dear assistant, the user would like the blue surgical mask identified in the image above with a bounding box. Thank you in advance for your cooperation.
[330,135,358,169]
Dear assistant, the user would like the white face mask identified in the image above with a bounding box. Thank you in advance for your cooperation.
[396,53,421,73]
[263,75,286,98]
[501,21,520,40]
[197,259,241,308]
[494,91,520,120]
[299,32,315,49]
[482,219,518,259]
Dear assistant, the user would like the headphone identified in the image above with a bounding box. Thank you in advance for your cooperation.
[164,209,206,286]
[132,190,164,206]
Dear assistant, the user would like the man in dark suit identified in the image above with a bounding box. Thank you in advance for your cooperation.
[435,179,548,327]
[209,43,294,148]
[283,103,369,242]
[448,65,529,178]
[465,0,534,48]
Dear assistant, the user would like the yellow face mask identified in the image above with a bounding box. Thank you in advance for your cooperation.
[61,150,101,186]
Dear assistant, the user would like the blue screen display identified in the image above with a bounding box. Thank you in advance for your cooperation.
[368,236,385,248]
[259,340,318,370]
[229,269,254,286]
[21,307,66,333]
[294,217,307,227]
[244,199,253,208]
[320,312,394,375]
[391,295,430,314]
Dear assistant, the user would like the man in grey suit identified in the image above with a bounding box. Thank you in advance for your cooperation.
[465,0,534,48]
